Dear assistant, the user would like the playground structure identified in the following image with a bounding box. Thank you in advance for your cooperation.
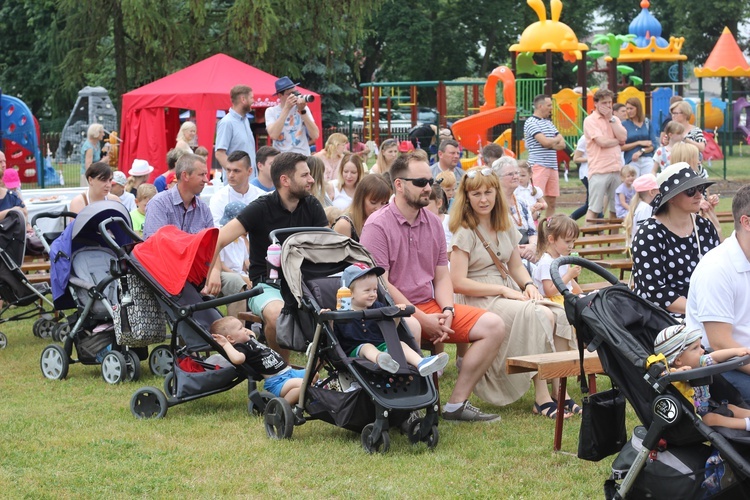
[0,91,47,185]
[694,26,750,177]
[57,86,118,165]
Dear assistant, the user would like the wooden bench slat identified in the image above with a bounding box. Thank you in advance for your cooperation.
[574,246,628,258]
[506,351,603,379]
[575,234,625,246]
[579,223,623,234]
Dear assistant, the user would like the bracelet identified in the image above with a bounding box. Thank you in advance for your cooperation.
[522,281,535,291]
[299,109,307,115]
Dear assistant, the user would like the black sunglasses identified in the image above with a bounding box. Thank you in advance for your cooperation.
[684,186,706,197]
[398,177,434,188]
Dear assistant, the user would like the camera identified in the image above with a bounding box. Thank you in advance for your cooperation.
[292,91,315,103]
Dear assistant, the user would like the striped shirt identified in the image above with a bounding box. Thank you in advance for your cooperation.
[524,116,560,169]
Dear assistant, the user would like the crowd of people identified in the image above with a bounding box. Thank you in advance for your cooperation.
[4,83,747,425]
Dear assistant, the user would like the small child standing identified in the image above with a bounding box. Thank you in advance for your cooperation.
[533,214,583,305]
[129,183,157,234]
[654,324,750,430]
[211,316,305,404]
[427,182,452,253]
[333,263,449,376]
[435,170,456,209]
[652,121,686,175]
[515,160,547,221]
[614,164,638,218]
[624,174,659,244]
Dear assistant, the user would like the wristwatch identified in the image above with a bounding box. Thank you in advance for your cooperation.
[609,117,616,123]
[522,281,535,291]
[442,306,455,316]
[299,109,307,115]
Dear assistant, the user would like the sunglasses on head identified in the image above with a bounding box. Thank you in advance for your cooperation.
[684,186,706,197]
[465,167,494,179]
[398,177,434,188]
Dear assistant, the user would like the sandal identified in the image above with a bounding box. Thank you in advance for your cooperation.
[533,401,572,420]
[553,398,583,415]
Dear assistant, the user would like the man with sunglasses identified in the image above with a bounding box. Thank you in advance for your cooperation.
[361,153,505,422]
[687,184,750,401]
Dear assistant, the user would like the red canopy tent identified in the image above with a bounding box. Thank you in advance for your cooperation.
[119,53,322,180]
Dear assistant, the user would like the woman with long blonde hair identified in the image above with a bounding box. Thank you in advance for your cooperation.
[175,121,197,153]
[314,133,348,181]
[333,174,391,242]
[370,138,399,175]
[448,166,578,418]
[332,154,365,210]
[306,155,333,207]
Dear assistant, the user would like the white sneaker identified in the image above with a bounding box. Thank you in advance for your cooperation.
[418,352,450,376]
[377,352,400,373]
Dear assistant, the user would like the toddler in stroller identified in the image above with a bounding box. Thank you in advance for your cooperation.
[332,263,449,377]
[211,316,306,404]
[654,324,750,431]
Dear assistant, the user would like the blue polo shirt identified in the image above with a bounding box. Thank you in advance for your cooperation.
[215,108,257,179]
[142,186,214,239]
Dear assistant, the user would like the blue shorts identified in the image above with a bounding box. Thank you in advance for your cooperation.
[263,367,305,397]
[248,283,283,317]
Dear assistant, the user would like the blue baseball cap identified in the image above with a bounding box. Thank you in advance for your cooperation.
[342,262,384,289]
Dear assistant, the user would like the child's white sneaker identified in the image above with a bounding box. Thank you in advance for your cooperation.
[418,352,450,376]
[377,352,400,373]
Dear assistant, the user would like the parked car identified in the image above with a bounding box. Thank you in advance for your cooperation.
[337,108,413,130]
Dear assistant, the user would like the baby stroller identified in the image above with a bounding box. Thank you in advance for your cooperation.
[0,210,59,348]
[263,228,440,453]
[93,219,269,419]
[550,257,750,499]
[40,201,142,384]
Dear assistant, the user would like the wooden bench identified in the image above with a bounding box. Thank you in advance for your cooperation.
[595,258,633,280]
[716,211,733,224]
[507,350,604,452]
[574,245,628,259]
[585,217,623,225]
[579,223,623,235]
[21,258,51,285]
[574,234,625,247]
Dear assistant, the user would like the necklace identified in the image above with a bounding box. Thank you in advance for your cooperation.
[509,194,522,227]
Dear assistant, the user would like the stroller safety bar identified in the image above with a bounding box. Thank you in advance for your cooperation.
[647,354,750,393]
[31,210,78,227]
[318,305,416,323]
[178,286,264,317]
[550,256,619,298]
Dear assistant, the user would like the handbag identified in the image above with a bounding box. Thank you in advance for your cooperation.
[474,229,520,290]
[113,274,167,347]
[578,388,628,461]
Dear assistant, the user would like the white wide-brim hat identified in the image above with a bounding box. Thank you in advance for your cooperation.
[130,159,155,177]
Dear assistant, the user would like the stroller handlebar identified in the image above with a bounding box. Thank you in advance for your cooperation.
[318,305,416,323]
[97,217,143,257]
[269,227,334,245]
[550,256,619,298]
[31,210,78,228]
[653,354,750,390]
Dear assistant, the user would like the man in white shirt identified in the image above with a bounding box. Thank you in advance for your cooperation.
[209,151,266,228]
[686,185,750,401]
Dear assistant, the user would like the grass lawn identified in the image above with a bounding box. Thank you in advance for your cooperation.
[0,308,640,497]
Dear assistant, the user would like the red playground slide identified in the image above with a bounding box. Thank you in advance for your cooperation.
[451,66,517,154]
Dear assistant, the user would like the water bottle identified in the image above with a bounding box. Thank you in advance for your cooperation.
[336,286,352,311]
[267,243,281,280]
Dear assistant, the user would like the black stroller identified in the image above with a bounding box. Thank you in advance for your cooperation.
[263,228,441,453]
[551,257,750,499]
[40,201,142,384]
[92,218,270,419]
[0,210,60,348]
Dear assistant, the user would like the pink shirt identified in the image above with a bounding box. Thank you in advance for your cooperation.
[583,110,623,176]
[360,202,448,305]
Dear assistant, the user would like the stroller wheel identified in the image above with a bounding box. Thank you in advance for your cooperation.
[124,350,142,382]
[101,351,128,384]
[163,373,175,397]
[40,344,69,380]
[361,423,391,454]
[264,397,294,440]
[0,332,7,349]
[149,345,173,377]
[248,391,276,417]
[130,387,168,419]
[52,321,71,342]
[406,418,439,449]
[32,318,43,337]
[36,319,56,339]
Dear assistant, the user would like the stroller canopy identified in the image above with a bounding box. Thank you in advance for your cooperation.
[281,231,377,307]
[0,210,27,267]
[50,201,133,308]
[132,226,218,295]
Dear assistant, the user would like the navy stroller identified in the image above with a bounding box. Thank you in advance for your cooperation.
[551,257,750,499]
[40,201,141,384]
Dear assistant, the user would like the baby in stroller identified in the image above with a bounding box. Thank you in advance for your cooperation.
[331,264,449,377]
[655,324,750,431]
[211,316,306,404]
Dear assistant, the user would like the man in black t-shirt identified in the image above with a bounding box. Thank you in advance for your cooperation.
[203,152,327,360]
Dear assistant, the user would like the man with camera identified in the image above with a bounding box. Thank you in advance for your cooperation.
[265,77,319,156]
